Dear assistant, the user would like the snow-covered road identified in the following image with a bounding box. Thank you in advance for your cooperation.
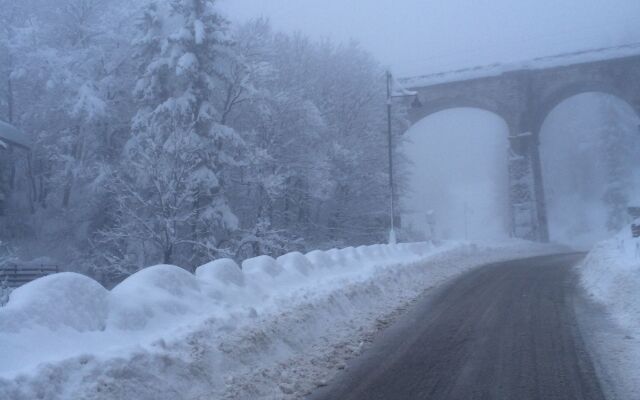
[311,253,604,400]
[0,240,564,400]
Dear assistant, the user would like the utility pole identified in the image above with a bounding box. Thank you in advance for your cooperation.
[385,71,421,245]
[386,71,397,244]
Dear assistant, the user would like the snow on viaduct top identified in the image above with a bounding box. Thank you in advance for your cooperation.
[400,42,640,88]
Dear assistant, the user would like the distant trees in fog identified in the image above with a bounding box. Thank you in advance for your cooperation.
[0,0,405,282]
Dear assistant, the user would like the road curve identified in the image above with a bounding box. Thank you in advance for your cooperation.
[309,253,605,400]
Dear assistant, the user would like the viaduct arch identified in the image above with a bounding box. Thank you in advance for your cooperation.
[400,44,640,241]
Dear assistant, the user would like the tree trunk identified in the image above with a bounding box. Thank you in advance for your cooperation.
[62,127,84,208]
[163,245,173,265]
[62,172,73,208]
[7,74,13,124]
[26,153,37,214]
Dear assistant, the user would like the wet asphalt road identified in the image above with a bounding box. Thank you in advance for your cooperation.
[310,253,606,400]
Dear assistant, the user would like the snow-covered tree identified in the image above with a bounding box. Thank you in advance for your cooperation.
[600,96,635,232]
[0,4,409,279]
[227,22,400,250]
[95,0,243,273]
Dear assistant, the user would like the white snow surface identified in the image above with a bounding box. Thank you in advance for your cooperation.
[579,224,640,399]
[0,240,562,400]
[401,42,640,88]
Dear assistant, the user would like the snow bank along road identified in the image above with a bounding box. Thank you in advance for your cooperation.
[310,253,605,400]
[577,223,640,400]
[0,241,564,399]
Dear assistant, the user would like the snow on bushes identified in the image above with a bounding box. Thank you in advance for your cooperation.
[0,243,444,338]
[195,258,248,306]
[0,242,477,379]
[195,258,244,287]
[0,243,428,331]
[242,255,283,278]
[0,273,109,332]
[108,265,207,331]
[277,251,314,277]
[0,240,564,398]
[305,250,333,269]
[325,248,349,268]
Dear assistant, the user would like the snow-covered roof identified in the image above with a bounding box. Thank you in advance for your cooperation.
[401,43,640,88]
[0,120,31,149]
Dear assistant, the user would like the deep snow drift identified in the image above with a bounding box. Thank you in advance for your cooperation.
[1,240,562,400]
[579,224,640,399]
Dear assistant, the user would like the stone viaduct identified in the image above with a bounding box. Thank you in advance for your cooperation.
[400,43,640,241]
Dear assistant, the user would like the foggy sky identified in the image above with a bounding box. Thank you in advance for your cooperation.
[541,94,640,247]
[219,0,640,77]
[403,109,510,241]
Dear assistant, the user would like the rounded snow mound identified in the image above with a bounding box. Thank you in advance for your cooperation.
[277,252,314,277]
[242,255,282,278]
[305,250,333,269]
[338,247,361,263]
[108,265,204,330]
[0,272,109,333]
[357,244,388,262]
[403,242,433,256]
[325,249,347,267]
[196,258,244,287]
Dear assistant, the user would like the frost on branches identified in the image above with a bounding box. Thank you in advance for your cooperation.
[94,1,241,278]
[0,0,403,283]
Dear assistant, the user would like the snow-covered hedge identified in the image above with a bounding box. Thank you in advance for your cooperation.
[0,273,109,333]
[0,242,435,376]
[0,240,565,399]
[1,243,436,335]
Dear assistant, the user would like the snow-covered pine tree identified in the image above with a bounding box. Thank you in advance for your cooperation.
[97,0,242,273]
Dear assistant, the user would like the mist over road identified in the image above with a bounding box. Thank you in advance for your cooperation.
[310,253,605,400]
